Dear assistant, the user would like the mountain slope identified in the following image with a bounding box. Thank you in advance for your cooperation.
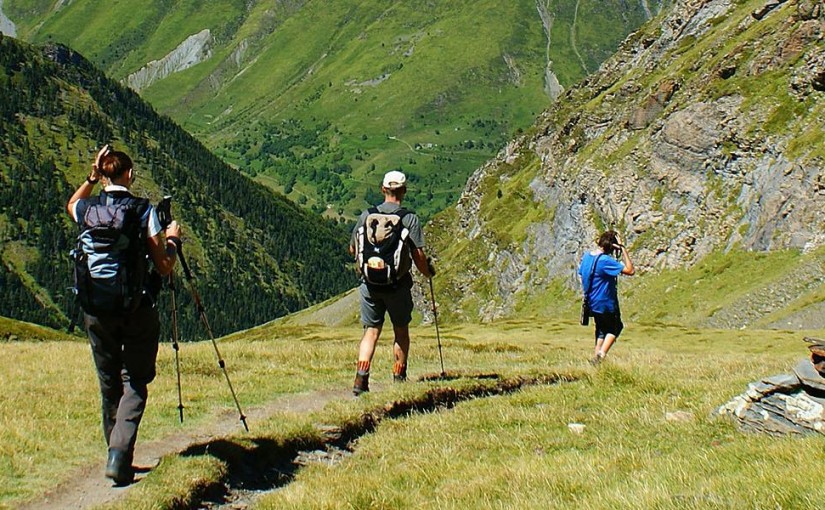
[0,35,355,337]
[424,0,825,327]
[3,0,669,220]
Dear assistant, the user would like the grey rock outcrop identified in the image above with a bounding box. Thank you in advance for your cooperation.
[717,338,825,436]
[126,29,213,92]
[716,371,825,436]
[0,0,16,37]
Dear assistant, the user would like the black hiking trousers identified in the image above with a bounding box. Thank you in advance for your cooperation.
[85,301,159,457]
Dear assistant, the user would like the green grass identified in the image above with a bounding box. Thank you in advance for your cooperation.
[254,323,824,510]
[0,315,79,342]
[2,315,824,509]
[622,248,812,325]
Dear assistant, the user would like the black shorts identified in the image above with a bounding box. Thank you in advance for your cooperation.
[593,311,623,340]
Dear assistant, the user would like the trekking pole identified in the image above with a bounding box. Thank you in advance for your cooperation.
[168,272,185,423]
[426,259,446,378]
[177,246,249,432]
[156,195,247,432]
[67,291,83,334]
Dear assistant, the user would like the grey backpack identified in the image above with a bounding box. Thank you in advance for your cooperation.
[355,207,411,285]
[71,191,150,315]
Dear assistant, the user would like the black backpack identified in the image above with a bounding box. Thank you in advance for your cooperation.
[355,207,412,286]
[71,191,151,315]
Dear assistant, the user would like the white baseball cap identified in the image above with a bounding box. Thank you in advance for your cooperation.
[382,170,407,190]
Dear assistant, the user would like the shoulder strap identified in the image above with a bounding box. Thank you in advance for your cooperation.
[75,195,100,227]
[103,191,151,219]
[368,206,410,218]
[584,254,603,295]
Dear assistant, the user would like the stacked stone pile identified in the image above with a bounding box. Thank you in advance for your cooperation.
[717,337,825,436]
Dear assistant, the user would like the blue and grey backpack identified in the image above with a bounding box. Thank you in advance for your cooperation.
[71,191,151,315]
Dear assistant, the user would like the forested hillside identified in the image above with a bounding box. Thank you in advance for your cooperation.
[0,34,355,337]
[3,0,670,221]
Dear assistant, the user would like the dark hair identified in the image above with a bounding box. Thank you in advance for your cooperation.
[98,151,132,179]
[598,230,619,256]
[382,185,407,199]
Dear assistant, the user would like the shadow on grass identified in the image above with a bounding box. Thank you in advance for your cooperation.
[417,370,501,382]
[175,371,580,509]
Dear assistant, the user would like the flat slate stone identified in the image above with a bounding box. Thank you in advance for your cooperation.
[760,373,801,393]
[793,359,825,392]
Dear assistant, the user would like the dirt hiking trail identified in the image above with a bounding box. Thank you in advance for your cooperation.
[21,388,353,510]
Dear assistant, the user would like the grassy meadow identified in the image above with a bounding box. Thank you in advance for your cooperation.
[2,313,824,509]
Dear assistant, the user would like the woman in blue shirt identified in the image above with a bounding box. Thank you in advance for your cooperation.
[578,230,635,365]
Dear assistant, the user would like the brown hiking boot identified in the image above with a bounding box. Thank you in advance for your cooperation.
[353,371,370,396]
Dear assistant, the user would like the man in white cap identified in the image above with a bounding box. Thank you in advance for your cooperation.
[349,170,434,395]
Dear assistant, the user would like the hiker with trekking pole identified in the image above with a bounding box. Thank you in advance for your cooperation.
[350,170,435,395]
[67,145,181,485]
[578,230,635,366]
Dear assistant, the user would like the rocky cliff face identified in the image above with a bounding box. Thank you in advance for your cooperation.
[425,0,825,326]
[126,29,213,92]
[0,0,16,37]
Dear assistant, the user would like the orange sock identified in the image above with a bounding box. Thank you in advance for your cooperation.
[393,361,407,376]
[357,360,371,374]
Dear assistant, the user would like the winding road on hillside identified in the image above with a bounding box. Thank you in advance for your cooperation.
[387,135,417,153]
[20,388,354,510]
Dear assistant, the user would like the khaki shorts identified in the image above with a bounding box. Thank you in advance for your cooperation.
[359,282,413,327]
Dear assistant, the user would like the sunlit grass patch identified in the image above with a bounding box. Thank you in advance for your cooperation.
[3,318,823,509]
[257,323,824,509]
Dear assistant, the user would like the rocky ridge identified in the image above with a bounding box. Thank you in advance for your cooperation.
[0,0,15,37]
[126,29,213,92]
[426,0,825,325]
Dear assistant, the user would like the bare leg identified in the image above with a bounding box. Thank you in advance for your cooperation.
[598,334,617,359]
[594,336,604,358]
[358,326,382,366]
[392,324,410,368]
[354,326,382,395]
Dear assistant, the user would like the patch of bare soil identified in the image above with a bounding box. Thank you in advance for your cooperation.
[20,389,353,510]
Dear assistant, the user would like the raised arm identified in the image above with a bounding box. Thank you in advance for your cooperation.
[67,145,108,220]
[615,233,635,276]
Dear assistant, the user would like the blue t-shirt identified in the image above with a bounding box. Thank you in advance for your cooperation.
[578,252,625,314]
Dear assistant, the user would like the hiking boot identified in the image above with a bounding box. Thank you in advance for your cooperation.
[353,371,370,396]
[589,354,604,367]
[105,448,134,486]
[392,361,407,383]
